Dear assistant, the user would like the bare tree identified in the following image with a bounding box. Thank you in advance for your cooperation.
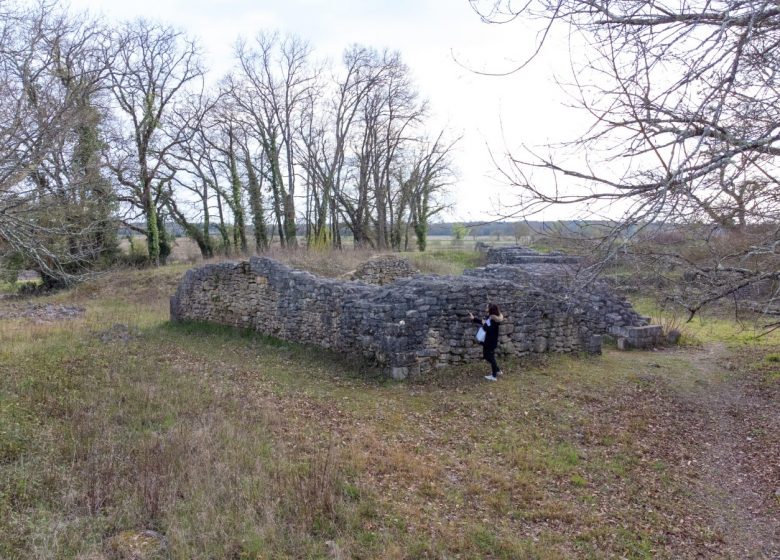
[298,45,385,248]
[243,142,269,252]
[474,0,780,323]
[404,131,458,252]
[1,2,460,282]
[370,51,426,250]
[233,32,318,248]
[336,49,429,249]
[103,19,203,265]
[162,91,219,258]
[224,121,248,253]
[0,2,115,285]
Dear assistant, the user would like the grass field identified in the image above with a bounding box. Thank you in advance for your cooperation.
[1,254,778,558]
[117,235,522,267]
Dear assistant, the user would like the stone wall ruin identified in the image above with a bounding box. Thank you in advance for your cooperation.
[487,246,581,270]
[171,256,662,379]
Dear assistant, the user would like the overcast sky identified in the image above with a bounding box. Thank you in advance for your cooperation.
[67,0,585,222]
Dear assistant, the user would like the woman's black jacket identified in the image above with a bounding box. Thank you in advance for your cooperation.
[473,315,501,350]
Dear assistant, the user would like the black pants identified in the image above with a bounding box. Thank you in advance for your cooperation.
[483,345,500,375]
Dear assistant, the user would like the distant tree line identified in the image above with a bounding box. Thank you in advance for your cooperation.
[0,1,456,286]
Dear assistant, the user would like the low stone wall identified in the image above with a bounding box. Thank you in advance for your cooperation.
[487,246,582,266]
[170,257,659,378]
[350,255,418,285]
[464,264,650,332]
[610,325,664,350]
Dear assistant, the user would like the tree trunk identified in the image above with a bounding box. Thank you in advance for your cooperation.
[245,155,268,252]
[228,143,248,254]
[284,192,297,247]
[215,189,231,256]
[144,181,160,265]
[156,211,172,265]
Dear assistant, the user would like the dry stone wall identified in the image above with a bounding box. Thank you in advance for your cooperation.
[171,257,658,379]
[487,246,581,265]
[464,265,649,335]
[350,255,418,285]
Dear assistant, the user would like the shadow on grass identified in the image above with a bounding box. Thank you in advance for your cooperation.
[158,319,390,384]
[156,320,591,392]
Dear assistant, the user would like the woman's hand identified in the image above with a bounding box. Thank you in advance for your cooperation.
[468,312,474,320]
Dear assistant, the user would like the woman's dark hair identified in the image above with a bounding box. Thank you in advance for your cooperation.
[488,303,500,316]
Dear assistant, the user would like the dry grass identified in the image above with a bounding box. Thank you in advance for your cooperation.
[120,235,487,278]
[265,246,382,278]
[1,259,778,558]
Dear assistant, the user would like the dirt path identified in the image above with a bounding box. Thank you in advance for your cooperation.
[681,342,779,558]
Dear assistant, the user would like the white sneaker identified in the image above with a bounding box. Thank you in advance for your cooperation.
[484,375,497,381]
[496,370,504,377]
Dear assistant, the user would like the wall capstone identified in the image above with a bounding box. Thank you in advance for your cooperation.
[487,246,581,265]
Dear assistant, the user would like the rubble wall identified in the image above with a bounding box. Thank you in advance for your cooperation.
[170,257,654,378]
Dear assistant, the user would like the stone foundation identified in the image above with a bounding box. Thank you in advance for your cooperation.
[611,325,664,350]
[170,257,660,378]
[486,246,582,266]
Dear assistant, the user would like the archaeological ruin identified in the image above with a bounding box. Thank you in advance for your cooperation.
[170,248,663,379]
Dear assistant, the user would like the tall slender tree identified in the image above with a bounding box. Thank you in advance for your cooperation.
[233,32,318,248]
[103,19,203,265]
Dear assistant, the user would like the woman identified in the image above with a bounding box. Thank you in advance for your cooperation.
[470,303,504,381]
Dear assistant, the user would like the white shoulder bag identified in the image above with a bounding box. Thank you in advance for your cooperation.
[475,318,490,343]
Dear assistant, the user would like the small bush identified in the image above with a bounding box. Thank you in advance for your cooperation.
[115,251,151,269]
[279,443,343,531]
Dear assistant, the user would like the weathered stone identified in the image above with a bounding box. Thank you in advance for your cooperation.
[0,303,86,322]
[533,337,548,353]
[610,324,664,349]
[486,246,581,271]
[351,254,418,285]
[584,334,603,355]
[16,269,43,283]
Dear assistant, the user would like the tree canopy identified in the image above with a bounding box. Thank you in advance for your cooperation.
[0,1,457,285]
